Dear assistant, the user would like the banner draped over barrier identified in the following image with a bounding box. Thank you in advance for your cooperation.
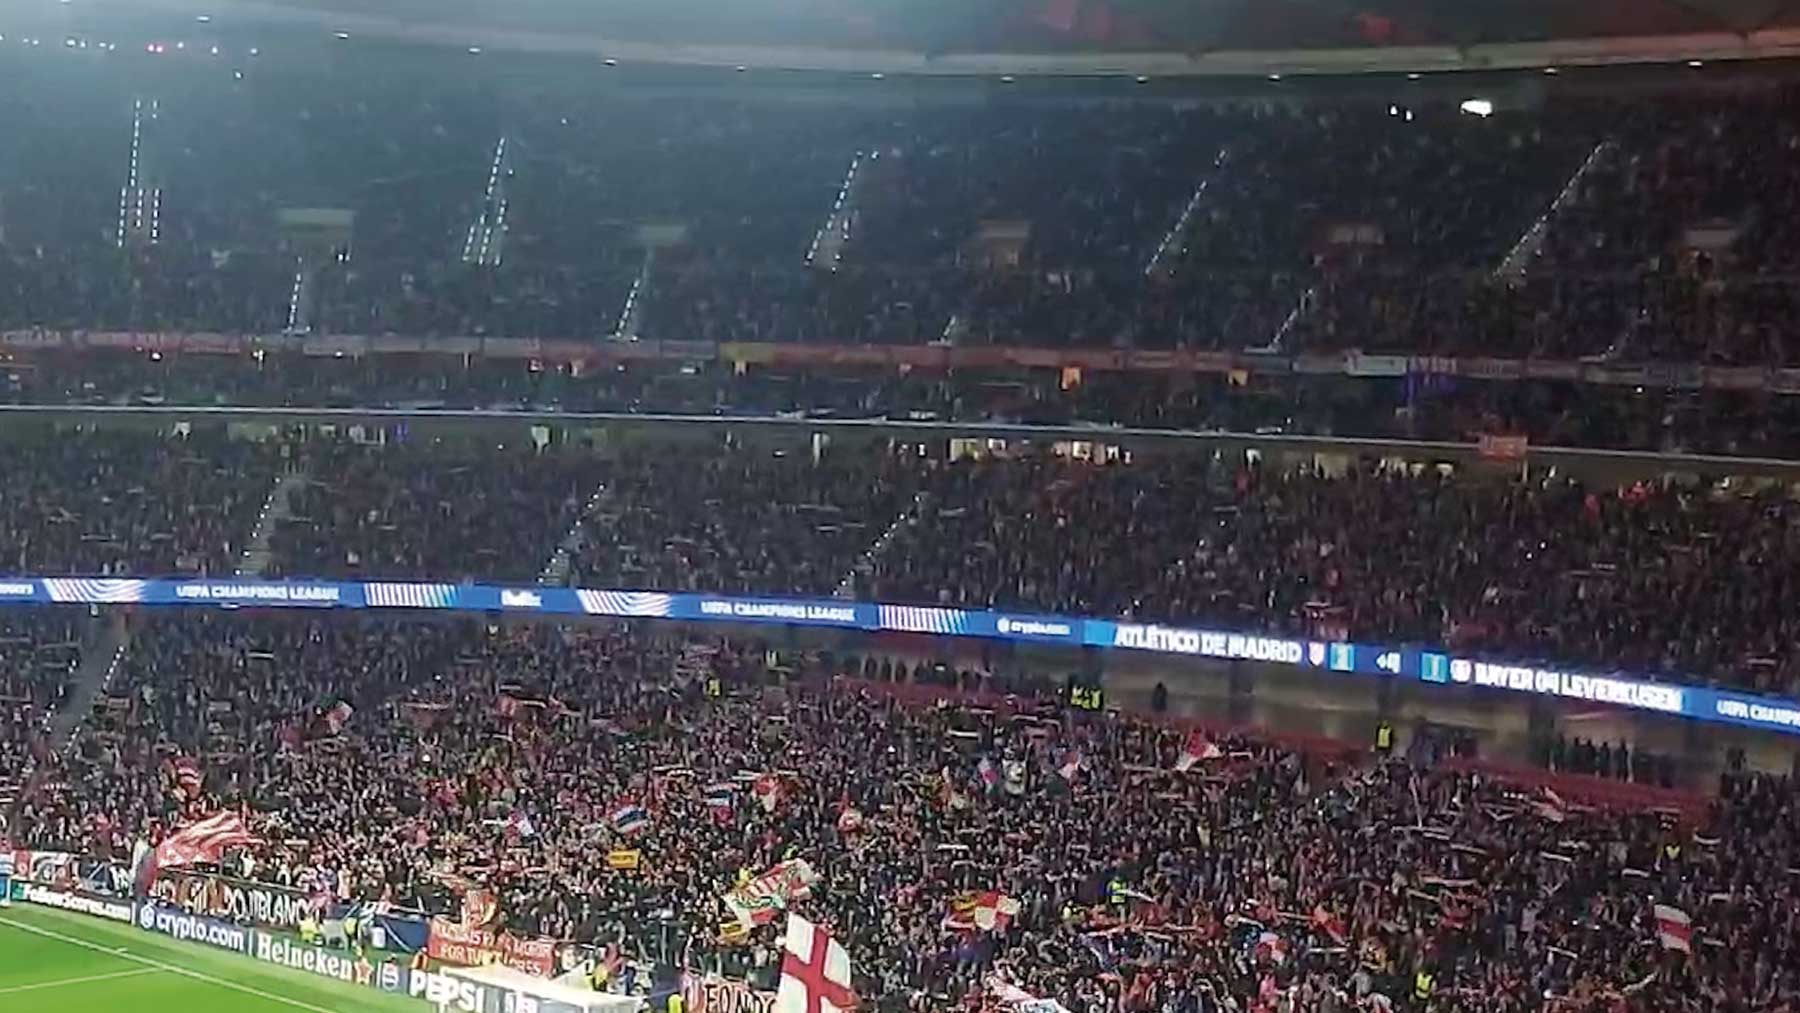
[428,917,559,977]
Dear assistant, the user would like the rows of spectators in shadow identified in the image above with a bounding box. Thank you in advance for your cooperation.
[5,47,1800,362]
[0,431,280,577]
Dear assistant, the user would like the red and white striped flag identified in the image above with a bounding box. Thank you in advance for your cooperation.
[945,891,1021,933]
[776,914,858,1013]
[1173,730,1223,772]
[754,773,787,813]
[153,811,259,870]
[167,756,204,799]
[1654,904,1691,953]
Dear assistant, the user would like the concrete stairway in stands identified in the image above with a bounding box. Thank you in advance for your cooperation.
[46,611,130,754]
[236,467,310,578]
[539,480,610,585]
[834,490,927,599]
[806,150,874,270]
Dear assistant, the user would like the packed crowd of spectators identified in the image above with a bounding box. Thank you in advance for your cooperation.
[7,45,1800,363]
[271,439,602,583]
[10,613,1798,1013]
[565,446,927,596]
[0,609,87,817]
[0,430,280,577]
[0,428,1795,699]
[861,453,1800,697]
[7,44,1800,1013]
[1286,93,1800,363]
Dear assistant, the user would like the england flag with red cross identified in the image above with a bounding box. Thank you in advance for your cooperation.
[776,914,858,1013]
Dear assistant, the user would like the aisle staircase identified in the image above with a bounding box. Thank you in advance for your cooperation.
[46,612,130,755]
[833,490,927,599]
[1494,140,1613,280]
[1143,148,1227,276]
[806,150,874,270]
[613,250,655,340]
[1260,283,1318,354]
[283,256,315,334]
[236,467,309,578]
[539,480,610,585]
[461,136,511,267]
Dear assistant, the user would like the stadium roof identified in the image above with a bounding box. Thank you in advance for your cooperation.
[27,0,1800,76]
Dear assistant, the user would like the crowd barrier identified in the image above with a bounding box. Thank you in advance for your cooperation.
[2,574,1797,736]
[1436,757,1706,818]
[6,328,1800,394]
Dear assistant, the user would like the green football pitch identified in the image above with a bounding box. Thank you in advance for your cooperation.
[0,904,430,1013]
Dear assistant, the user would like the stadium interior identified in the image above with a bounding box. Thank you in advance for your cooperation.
[1,1,1800,1012]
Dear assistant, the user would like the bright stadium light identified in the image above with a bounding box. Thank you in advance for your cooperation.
[1459,98,1494,117]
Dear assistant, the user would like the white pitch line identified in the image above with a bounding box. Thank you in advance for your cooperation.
[0,967,163,994]
[0,916,345,1013]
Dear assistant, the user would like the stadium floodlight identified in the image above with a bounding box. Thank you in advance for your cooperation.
[1459,98,1494,117]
